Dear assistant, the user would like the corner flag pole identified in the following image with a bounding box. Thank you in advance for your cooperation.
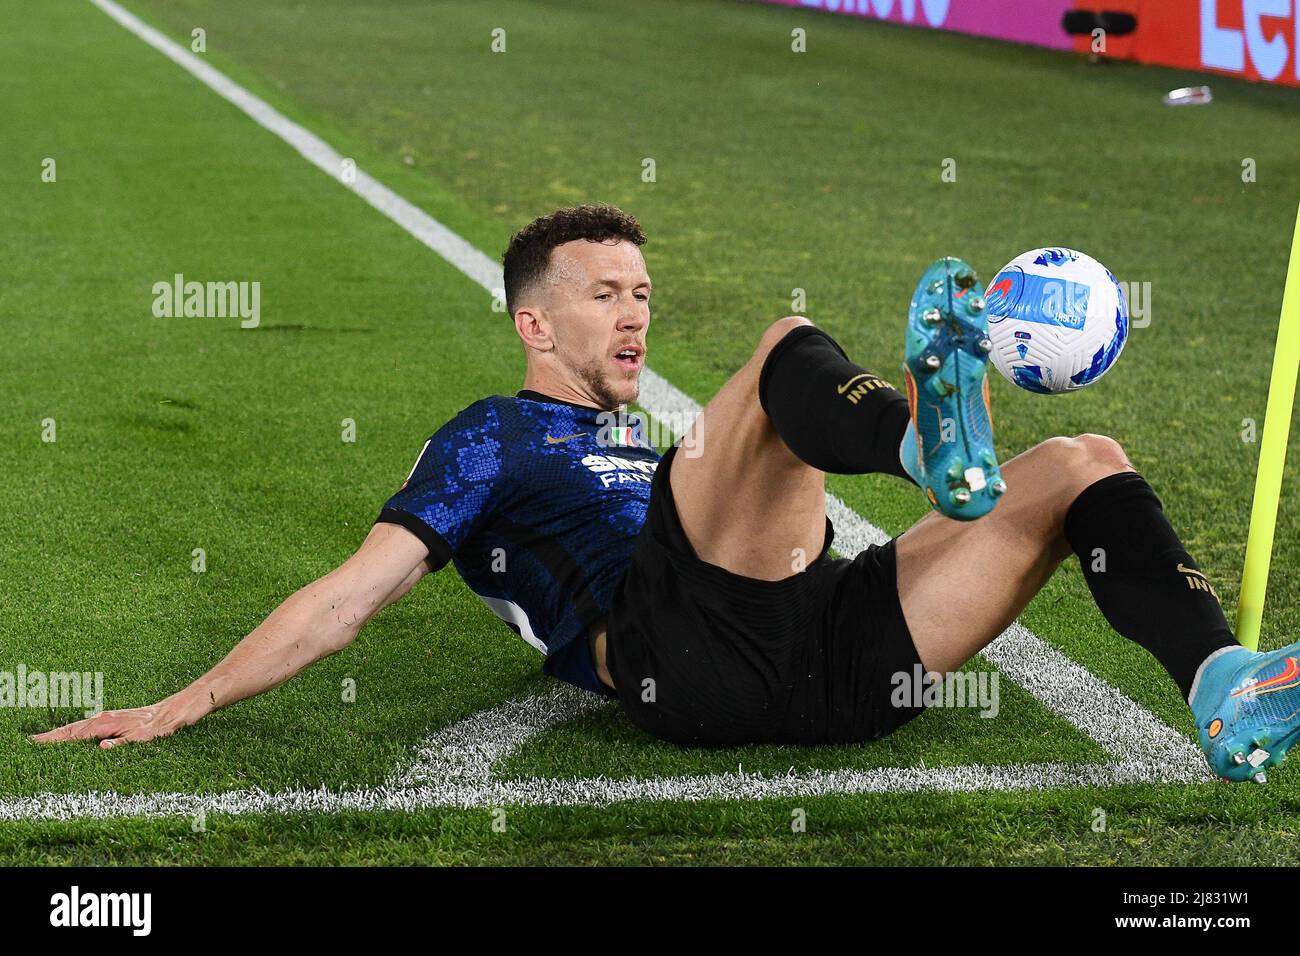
[1237,202,1300,651]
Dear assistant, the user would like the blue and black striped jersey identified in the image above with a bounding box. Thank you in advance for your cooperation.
[376,390,661,695]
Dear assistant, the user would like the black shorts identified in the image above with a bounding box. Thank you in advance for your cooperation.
[606,444,927,747]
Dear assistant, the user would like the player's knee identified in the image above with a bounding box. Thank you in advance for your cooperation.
[754,316,814,365]
[1071,433,1132,474]
[1035,434,1132,502]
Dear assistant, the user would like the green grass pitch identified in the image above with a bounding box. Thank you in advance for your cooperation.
[3,0,1300,865]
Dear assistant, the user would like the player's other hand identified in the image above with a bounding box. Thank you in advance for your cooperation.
[30,702,197,749]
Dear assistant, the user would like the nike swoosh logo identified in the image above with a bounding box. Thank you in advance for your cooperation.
[1233,657,1300,700]
[545,432,586,444]
[837,373,872,394]
[1177,563,1207,579]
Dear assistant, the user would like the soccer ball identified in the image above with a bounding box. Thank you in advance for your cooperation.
[983,247,1129,394]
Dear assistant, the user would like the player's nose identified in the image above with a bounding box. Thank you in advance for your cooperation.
[617,306,647,332]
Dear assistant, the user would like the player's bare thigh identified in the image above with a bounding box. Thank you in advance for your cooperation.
[895,433,1134,675]
[668,317,827,581]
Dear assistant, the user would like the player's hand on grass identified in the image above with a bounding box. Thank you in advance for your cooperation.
[30,699,202,749]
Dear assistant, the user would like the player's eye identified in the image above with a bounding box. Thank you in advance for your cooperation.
[596,293,613,301]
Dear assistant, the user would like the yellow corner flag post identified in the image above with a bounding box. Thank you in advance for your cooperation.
[1237,202,1300,651]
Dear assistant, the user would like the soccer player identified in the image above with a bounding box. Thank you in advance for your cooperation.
[34,204,1300,783]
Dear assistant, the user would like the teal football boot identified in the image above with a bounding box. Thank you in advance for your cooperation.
[901,257,1006,520]
[1191,642,1300,783]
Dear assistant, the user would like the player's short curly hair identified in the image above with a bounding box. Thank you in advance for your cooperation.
[502,203,646,318]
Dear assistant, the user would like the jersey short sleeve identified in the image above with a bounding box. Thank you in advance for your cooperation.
[375,399,510,570]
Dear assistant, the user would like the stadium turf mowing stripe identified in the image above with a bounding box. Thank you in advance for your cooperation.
[85,0,501,294]
[0,0,1204,825]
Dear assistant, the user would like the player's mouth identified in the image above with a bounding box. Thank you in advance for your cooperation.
[613,345,644,373]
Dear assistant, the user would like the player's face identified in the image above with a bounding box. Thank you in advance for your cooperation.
[543,239,651,409]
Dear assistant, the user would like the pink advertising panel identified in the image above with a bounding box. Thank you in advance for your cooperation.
[759,0,1076,51]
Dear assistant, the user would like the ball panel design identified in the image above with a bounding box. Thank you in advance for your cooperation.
[985,248,1129,394]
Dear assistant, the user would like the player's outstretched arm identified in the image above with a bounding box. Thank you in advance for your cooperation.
[31,522,430,748]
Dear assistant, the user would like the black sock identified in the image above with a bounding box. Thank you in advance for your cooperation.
[1064,472,1238,700]
[758,325,913,482]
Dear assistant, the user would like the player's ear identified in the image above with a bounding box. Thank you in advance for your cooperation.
[514,305,554,352]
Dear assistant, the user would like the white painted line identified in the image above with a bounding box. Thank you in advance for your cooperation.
[980,623,1206,776]
[12,0,1209,822]
[0,687,1208,820]
[86,0,501,293]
